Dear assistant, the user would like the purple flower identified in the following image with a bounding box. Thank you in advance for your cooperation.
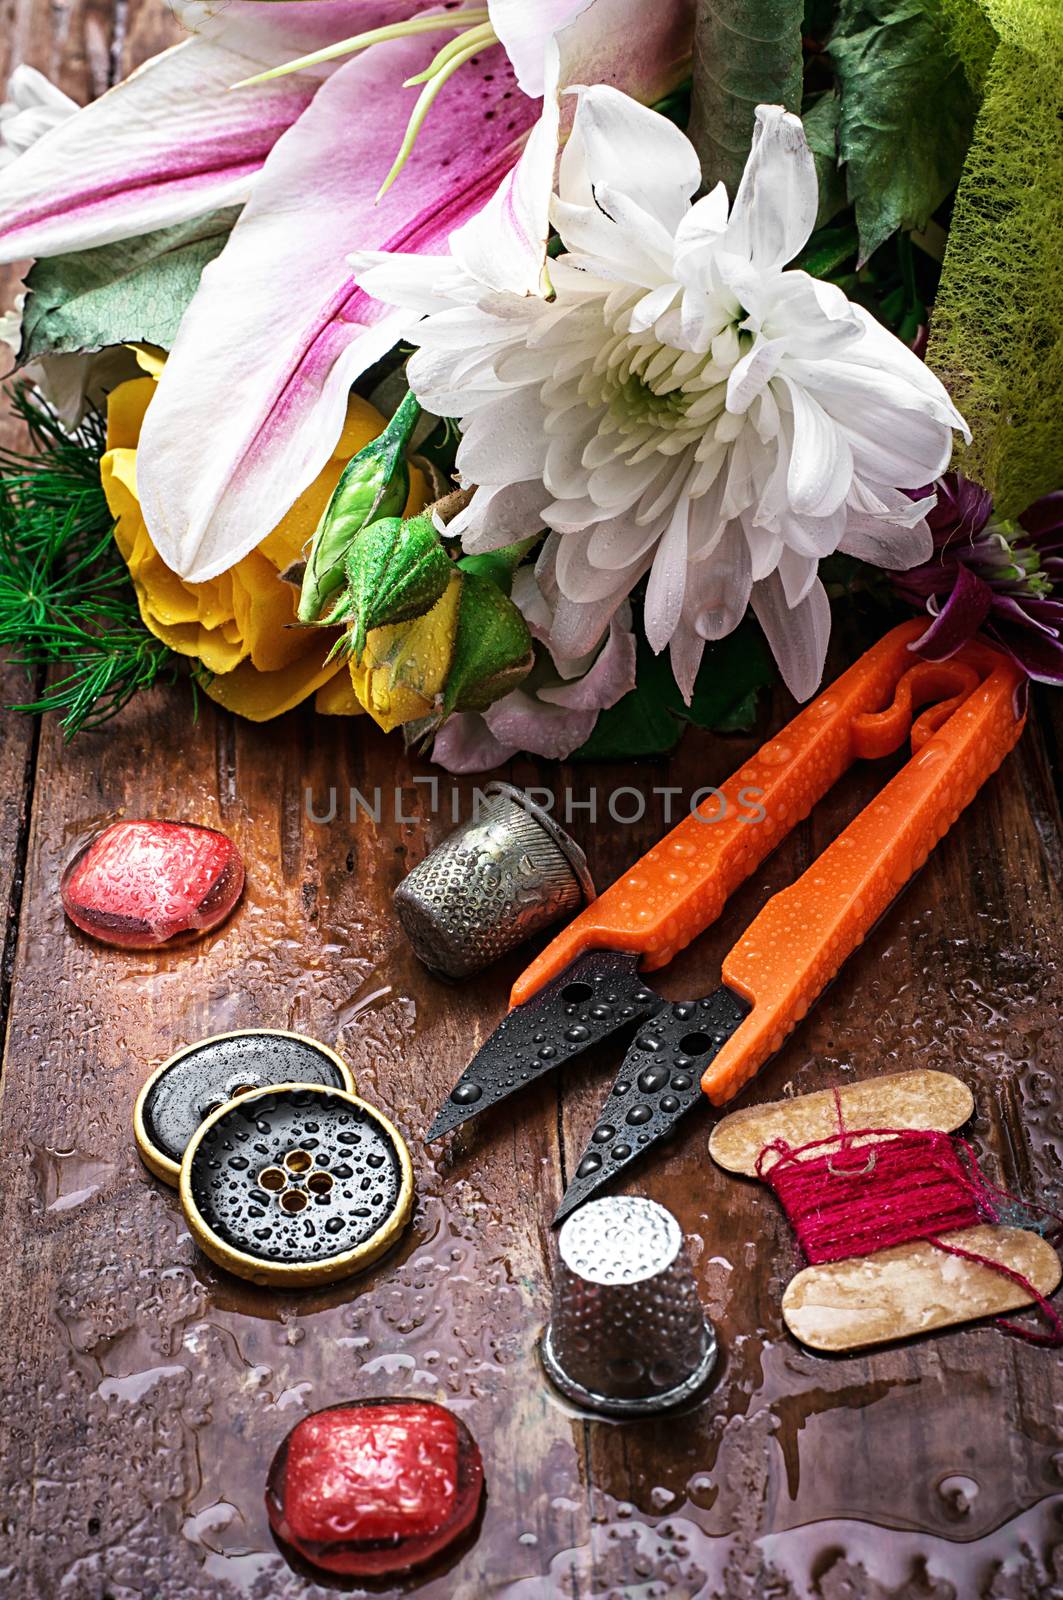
[894,474,1063,686]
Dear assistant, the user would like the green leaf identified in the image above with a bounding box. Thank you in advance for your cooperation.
[443,572,534,713]
[18,208,240,363]
[793,219,859,277]
[801,91,848,227]
[572,622,773,760]
[573,643,686,759]
[828,0,983,263]
[688,0,805,195]
[652,81,693,130]
[687,623,774,731]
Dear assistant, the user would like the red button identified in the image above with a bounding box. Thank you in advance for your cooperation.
[61,820,243,948]
[267,1400,484,1576]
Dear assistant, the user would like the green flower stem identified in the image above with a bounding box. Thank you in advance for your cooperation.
[231,10,490,88]
[377,26,497,200]
[403,22,495,87]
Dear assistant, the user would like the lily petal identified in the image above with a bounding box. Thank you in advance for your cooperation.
[174,0,428,73]
[0,65,78,167]
[138,32,539,582]
[488,0,591,95]
[554,0,694,108]
[448,38,559,295]
[0,40,315,263]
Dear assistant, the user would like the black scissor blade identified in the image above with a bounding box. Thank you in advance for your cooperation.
[553,986,750,1223]
[426,949,664,1141]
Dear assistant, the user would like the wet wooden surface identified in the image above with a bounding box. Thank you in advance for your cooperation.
[3,4,1063,1597]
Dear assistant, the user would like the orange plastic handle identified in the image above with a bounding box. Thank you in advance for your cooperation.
[701,638,1025,1105]
[512,619,980,1009]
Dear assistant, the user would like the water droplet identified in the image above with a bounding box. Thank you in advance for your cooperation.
[637,1066,669,1093]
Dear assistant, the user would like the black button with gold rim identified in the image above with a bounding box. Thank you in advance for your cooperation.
[134,1030,355,1187]
[179,1085,414,1288]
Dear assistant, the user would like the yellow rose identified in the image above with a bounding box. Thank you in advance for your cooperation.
[349,575,462,732]
[101,366,424,721]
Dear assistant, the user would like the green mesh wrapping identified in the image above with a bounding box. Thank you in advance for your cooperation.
[927,0,1063,515]
[938,0,996,93]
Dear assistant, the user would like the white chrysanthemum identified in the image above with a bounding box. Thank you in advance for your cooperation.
[353,91,969,698]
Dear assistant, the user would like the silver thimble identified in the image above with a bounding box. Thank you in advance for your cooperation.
[541,1197,717,1416]
[393,782,594,978]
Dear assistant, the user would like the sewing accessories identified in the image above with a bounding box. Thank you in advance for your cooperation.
[61,819,244,947]
[394,781,593,979]
[134,1029,355,1186]
[266,1400,485,1578]
[709,1070,1062,1351]
[425,622,1026,1222]
[541,1196,717,1415]
[134,1032,413,1287]
[181,1084,413,1287]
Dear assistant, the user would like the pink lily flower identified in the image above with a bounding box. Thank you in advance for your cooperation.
[0,0,692,582]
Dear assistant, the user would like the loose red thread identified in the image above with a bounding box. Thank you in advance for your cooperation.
[755,1093,1063,1347]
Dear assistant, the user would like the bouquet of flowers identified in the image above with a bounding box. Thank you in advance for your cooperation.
[0,0,1059,765]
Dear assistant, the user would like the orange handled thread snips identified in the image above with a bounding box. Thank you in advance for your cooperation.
[425,622,1025,1222]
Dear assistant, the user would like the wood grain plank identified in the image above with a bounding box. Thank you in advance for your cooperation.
[3,640,1062,1596]
[1,0,115,100]
[1,0,1062,1593]
[572,698,1063,1598]
[0,690,597,1598]
[0,664,38,1049]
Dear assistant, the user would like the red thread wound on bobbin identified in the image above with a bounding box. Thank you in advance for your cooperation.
[755,1096,1063,1347]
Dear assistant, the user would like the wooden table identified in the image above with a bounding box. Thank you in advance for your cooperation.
[3,6,1063,1596]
